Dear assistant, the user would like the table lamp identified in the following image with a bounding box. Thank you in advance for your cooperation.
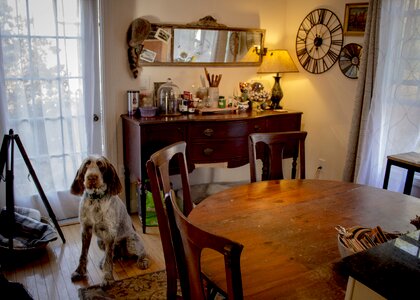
[257,49,299,109]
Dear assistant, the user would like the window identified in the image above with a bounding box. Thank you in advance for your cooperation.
[0,0,102,220]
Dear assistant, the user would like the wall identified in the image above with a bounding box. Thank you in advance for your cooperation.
[102,0,366,202]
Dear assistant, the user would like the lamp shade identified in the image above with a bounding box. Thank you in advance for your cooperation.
[257,49,299,74]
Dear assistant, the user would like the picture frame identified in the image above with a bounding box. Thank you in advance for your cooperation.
[343,3,369,36]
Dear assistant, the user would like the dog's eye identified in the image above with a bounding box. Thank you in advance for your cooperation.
[96,161,107,172]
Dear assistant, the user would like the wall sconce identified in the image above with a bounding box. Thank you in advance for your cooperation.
[254,46,268,56]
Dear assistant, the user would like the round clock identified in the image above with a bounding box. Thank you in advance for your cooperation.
[339,43,362,79]
[296,8,343,74]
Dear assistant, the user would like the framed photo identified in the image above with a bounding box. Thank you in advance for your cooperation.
[139,48,157,63]
[154,28,171,43]
[344,3,369,36]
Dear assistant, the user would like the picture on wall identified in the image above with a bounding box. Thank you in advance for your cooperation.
[343,3,369,35]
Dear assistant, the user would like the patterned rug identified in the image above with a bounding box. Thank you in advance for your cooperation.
[78,270,180,300]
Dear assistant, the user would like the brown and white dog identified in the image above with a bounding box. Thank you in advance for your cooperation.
[70,155,149,286]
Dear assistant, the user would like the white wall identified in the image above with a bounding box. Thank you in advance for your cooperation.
[102,0,367,198]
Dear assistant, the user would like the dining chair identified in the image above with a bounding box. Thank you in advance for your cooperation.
[165,189,244,300]
[146,141,193,300]
[248,131,307,182]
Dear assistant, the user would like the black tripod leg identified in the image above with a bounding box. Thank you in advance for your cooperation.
[14,135,66,243]
[1,134,16,250]
[0,133,11,177]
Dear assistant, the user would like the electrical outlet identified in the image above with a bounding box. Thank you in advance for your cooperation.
[314,158,326,179]
[318,158,326,171]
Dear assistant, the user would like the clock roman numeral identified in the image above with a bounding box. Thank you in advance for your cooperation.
[308,12,317,26]
[297,47,308,58]
[318,9,326,24]
[330,24,342,34]
[326,50,339,62]
[296,35,306,44]
[331,38,343,46]
[312,59,319,73]
[322,59,329,71]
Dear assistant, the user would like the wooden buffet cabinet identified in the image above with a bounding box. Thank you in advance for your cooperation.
[122,110,302,233]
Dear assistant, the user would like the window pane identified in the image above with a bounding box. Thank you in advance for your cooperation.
[32,79,60,118]
[45,118,64,155]
[0,0,28,36]
[28,0,56,36]
[62,78,83,114]
[2,37,29,78]
[57,0,81,36]
[31,38,58,78]
[5,80,31,119]
[58,38,82,77]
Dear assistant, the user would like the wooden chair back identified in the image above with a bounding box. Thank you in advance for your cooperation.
[249,131,307,182]
[146,141,193,299]
[165,190,244,300]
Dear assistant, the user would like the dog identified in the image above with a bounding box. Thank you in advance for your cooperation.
[70,155,149,286]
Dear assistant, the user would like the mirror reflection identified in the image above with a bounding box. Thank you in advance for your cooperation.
[173,29,262,63]
[139,21,265,66]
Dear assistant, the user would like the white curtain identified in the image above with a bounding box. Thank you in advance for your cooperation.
[356,0,420,191]
[0,0,102,220]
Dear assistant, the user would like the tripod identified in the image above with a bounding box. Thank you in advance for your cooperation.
[0,129,65,251]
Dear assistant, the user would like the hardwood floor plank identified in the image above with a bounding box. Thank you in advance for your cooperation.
[1,215,165,300]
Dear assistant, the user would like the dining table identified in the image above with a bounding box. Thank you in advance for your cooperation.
[188,179,420,299]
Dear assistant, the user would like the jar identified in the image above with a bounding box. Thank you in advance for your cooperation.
[218,96,226,108]
[157,78,181,115]
[127,90,139,116]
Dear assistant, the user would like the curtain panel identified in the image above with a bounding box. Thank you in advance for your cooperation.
[0,0,102,220]
[344,0,420,193]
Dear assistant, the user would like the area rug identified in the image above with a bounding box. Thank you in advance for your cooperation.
[78,270,180,300]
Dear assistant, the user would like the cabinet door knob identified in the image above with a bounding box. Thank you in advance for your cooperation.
[203,148,214,156]
[203,128,214,137]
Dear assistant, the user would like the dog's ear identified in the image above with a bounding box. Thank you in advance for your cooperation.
[102,156,122,196]
[71,158,89,195]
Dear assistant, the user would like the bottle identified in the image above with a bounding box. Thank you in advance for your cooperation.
[218,96,226,108]
[157,78,181,115]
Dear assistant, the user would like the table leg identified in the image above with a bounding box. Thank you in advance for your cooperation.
[382,160,391,190]
[138,183,147,234]
[403,169,415,195]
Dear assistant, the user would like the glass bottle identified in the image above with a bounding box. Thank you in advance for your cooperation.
[157,78,181,115]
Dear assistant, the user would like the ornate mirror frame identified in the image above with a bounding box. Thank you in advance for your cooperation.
[138,16,266,67]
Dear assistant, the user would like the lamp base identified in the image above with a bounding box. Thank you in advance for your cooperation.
[270,74,283,109]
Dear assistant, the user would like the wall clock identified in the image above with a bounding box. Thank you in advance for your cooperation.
[296,8,343,74]
[339,43,362,79]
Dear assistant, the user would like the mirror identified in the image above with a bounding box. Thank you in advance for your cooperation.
[138,16,265,66]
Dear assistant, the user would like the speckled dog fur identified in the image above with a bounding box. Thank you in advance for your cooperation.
[70,155,149,286]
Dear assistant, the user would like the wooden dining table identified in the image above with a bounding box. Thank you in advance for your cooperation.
[188,179,420,299]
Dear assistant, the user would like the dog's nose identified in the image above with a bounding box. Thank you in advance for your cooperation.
[87,174,98,182]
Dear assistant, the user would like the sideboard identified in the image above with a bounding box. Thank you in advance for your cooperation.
[122,110,302,233]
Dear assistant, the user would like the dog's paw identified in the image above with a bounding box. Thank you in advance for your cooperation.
[71,270,87,282]
[137,257,150,270]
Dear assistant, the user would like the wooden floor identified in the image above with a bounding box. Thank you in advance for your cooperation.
[1,215,165,300]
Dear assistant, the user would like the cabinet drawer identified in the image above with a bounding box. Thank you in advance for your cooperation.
[266,114,301,132]
[141,123,186,143]
[249,119,267,133]
[189,121,248,139]
[140,124,186,162]
[189,139,248,162]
